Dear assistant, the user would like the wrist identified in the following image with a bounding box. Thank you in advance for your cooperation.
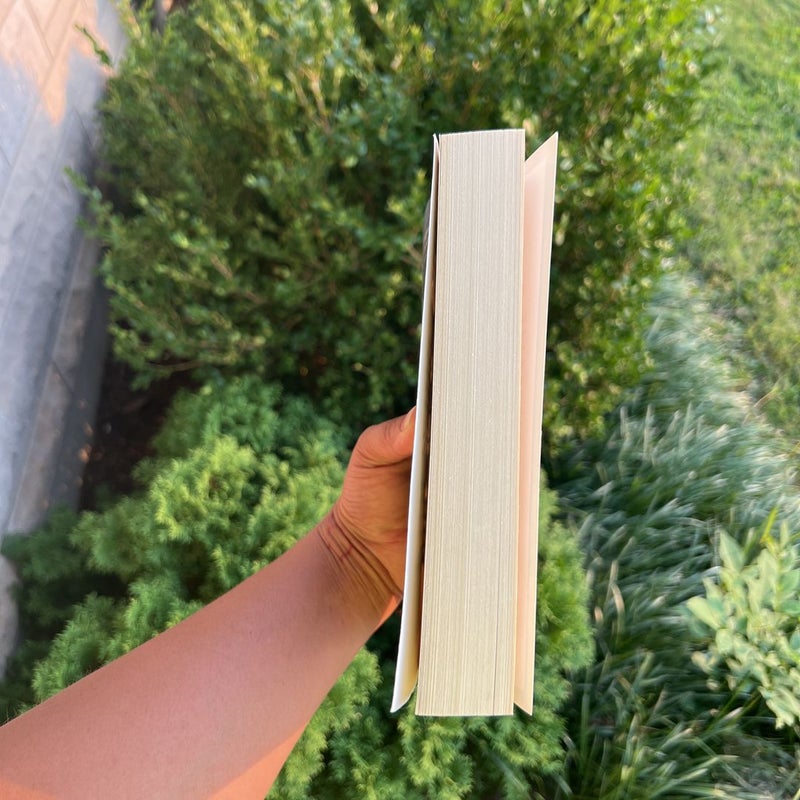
[315,508,401,630]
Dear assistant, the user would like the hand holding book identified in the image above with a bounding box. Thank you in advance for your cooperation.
[319,407,417,626]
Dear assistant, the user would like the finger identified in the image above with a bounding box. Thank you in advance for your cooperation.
[354,408,416,467]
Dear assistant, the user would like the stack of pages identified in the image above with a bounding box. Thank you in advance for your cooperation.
[392,129,558,717]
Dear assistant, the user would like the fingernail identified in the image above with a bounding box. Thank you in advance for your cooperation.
[401,407,415,432]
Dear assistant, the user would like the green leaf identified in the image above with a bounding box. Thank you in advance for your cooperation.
[719,531,745,573]
[715,628,736,656]
[687,596,723,631]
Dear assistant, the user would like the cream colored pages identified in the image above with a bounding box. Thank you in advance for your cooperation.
[392,131,557,716]
[514,132,558,713]
[417,129,524,716]
[391,138,439,713]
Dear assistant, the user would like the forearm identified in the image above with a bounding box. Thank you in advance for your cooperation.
[0,515,397,800]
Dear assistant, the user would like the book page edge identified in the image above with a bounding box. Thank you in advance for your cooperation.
[391,136,440,713]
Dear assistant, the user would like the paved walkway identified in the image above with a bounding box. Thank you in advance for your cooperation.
[0,0,125,674]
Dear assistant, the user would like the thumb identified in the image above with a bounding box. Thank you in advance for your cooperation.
[354,407,416,467]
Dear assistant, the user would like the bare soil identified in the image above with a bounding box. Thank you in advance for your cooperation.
[79,354,193,510]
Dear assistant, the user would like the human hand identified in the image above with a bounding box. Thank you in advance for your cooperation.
[317,408,416,623]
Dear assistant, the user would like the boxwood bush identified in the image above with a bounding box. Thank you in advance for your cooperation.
[84,0,712,438]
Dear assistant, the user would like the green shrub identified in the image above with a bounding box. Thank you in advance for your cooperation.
[689,517,800,732]
[3,375,591,797]
[0,377,345,720]
[0,509,123,721]
[85,0,712,436]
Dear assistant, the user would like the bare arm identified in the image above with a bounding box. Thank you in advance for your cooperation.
[0,409,415,800]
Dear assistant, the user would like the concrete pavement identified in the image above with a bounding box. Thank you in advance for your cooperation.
[0,0,125,676]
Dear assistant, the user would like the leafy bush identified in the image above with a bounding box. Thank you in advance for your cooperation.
[2,375,592,797]
[85,0,712,436]
[689,517,800,732]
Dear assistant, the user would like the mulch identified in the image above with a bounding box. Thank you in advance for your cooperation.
[78,354,193,511]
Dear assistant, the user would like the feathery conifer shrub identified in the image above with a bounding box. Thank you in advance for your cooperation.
[2,376,592,797]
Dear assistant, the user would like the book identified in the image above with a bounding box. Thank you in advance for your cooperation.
[391,129,558,717]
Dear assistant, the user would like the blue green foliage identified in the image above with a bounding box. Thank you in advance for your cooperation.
[552,277,800,798]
